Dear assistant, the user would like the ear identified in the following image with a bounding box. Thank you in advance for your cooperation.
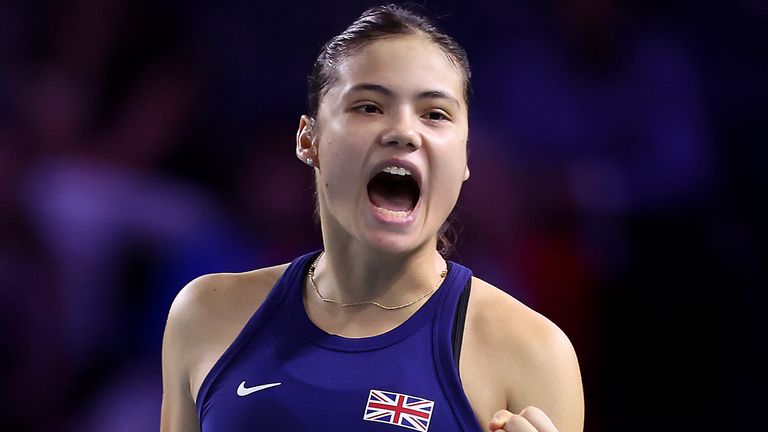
[296,115,317,168]
[463,165,470,181]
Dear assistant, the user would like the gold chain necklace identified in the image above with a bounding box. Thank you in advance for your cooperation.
[308,252,448,310]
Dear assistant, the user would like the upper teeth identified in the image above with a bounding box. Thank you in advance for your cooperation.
[382,166,411,176]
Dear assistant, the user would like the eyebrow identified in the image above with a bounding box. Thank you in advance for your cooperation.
[346,83,461,109]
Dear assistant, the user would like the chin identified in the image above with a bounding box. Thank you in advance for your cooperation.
[359,230,434,258]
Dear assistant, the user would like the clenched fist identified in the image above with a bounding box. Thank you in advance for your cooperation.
[488,406,559,432]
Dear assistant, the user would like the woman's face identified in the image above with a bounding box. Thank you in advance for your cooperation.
[299,34,469,255]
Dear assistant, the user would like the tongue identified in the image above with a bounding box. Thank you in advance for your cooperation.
[368,177,415,212]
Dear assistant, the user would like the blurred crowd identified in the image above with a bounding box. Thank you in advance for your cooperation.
[0,0,764,430]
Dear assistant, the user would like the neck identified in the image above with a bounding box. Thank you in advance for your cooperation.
[313,240,446,308]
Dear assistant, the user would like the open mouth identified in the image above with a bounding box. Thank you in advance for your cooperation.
[367,166,421,218]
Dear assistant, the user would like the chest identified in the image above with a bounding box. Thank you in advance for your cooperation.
[198,324,481,431]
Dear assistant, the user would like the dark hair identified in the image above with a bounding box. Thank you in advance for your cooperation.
[307,4,472,119]
[308,4,470,257]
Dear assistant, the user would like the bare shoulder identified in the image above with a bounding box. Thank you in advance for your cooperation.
[162,263,290,400]
[466,277,576,366]
[167,264,289,335]
[461,277,584,432]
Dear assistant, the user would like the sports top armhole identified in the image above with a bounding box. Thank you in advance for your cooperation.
[450,277,472,368]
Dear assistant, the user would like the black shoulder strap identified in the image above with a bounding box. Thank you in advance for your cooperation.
[450,276,472,368]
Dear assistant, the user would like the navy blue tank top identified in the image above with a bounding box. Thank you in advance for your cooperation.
[196,251,481,431]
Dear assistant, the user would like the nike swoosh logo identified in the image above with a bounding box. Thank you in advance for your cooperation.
[237,381,282,396]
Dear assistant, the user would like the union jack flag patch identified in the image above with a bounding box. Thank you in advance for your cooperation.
[363,389,435,431]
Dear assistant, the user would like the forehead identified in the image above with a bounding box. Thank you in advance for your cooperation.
[330,35,465,105]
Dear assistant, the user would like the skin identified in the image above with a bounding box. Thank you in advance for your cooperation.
[161,34,584,432]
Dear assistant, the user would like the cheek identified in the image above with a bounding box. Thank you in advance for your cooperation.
[440,168,466,199]
[320,116,372,167]
[430,149,467,205]
[318,136,368,195]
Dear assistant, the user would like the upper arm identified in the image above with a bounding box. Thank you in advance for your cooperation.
[508,324,584,432]
[470,279,584,432]
[159,266,287,432]
[160,279,204,432]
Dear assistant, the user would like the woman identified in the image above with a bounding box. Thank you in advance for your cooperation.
[161,5,584,432]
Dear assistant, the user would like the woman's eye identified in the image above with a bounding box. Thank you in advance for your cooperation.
[425,111,449,121]
[355,104,381,114]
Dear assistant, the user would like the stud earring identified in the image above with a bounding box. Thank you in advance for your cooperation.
[306,157,313,166]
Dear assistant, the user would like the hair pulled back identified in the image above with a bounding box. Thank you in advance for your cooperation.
[307,4,471,119]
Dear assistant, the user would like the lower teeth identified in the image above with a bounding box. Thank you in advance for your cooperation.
[376,207,411,218]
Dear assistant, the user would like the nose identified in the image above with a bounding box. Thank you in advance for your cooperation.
[380,110,421,150]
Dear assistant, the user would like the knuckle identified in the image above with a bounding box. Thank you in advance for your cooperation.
[519,405,541,417]
[493,409,510,417]
[506,414,527,426]
[491,409,512,421]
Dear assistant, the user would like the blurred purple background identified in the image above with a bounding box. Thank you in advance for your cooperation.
[1,0,765,430]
